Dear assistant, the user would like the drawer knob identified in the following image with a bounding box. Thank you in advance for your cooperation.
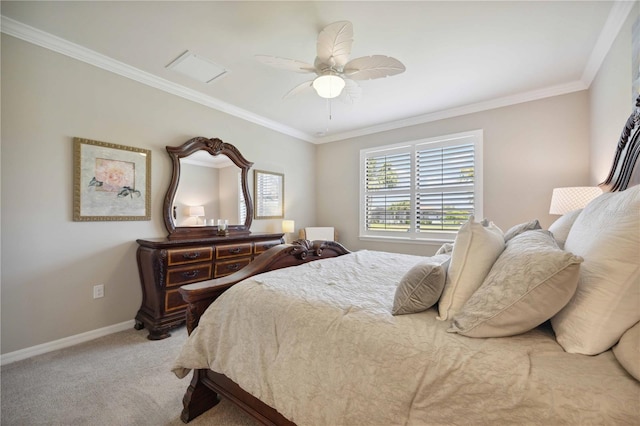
[182,252,200,260]
[226,263,241,271]
[182,270,200,278]
[228,248,242,254]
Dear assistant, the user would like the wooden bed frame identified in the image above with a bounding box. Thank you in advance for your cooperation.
[177,96,640,425]
[178,239,351,424]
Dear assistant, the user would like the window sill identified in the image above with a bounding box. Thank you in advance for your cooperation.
[358,235,454,246]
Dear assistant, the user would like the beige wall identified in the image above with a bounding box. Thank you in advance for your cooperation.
[316,5,637,257]
[590,3,638,185]
[2,5,636,355]
[0,35,316,354]
[316,92,591,256]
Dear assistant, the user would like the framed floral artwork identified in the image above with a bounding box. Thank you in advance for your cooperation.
[73,137,151,221]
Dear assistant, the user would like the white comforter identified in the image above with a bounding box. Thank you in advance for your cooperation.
[173,250,640,425]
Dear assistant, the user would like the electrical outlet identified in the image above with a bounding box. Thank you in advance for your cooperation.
[93,284,104,299]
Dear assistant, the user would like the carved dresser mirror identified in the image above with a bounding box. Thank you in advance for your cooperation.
[136,136,284,339]
[163,137,254,239]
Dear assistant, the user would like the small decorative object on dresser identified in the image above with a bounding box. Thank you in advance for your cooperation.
[134,137,283,339]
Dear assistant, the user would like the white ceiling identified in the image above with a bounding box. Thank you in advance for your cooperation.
[1,1,633,143]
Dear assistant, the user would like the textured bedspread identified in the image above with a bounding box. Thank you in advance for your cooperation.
[173,250,640,425]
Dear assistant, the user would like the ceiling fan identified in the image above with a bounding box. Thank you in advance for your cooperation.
[256,21,406,102]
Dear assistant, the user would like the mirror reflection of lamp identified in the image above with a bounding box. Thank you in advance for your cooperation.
[282,219,295,243]
[189,205,205,225]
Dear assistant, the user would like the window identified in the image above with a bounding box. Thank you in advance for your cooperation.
[360,130,483,242]
[254,170,284,219]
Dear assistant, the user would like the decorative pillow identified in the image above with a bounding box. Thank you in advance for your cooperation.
[392,254,450,315]
[548,209,582,249]
[613,322,640,381]
[448,230,582,337]
[437,216,505,320]
[435,242,453,255]
[503,219,541,242]
[551,185,640,355]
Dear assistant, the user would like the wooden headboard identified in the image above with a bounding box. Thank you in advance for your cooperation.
[600,95,640,192]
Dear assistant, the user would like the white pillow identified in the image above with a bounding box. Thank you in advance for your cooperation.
[613,322,640,381]
[392,254,450,315]
[548,209,582,249]
[448,230,582,337]
[551,186,640,355]
[437,216,505,320]
[503,219,541,242]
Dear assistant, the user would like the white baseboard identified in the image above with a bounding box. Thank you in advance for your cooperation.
[1,320,136,366]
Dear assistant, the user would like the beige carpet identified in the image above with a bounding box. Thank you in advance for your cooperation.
[1,325,257,425]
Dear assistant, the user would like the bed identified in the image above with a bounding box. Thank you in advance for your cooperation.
[172,97,640,425]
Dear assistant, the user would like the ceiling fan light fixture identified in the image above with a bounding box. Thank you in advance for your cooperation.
[312,74,345,99]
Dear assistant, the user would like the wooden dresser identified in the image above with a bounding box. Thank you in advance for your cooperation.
[135,232,283,339]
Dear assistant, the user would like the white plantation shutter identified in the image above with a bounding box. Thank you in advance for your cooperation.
[416,142,475,232]
[364,148,412,232]
[360,131,482,241]
[255,171,283,218]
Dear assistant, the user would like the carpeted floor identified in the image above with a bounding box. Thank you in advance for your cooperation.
[1,326,257,425]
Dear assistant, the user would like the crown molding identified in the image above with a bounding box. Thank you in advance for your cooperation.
[2,1,632,145]
[315,0,633,144]
[314,80,588,144]
[581,0,636,86]
[0,15,314,143]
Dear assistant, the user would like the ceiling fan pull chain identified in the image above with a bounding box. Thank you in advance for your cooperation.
[324,98,331,133]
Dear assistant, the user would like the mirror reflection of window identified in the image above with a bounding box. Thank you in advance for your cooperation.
[239,172,247,224]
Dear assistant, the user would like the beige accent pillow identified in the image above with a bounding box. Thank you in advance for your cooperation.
[503,219,541,242]
[552,186,640,355]
[448,230,582,337]
[613,322,640,381]
[437,216,504,320]
[392,255,450,315]
[548,209,582,249]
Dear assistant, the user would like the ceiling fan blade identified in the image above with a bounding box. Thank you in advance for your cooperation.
[255,55,315,73]
[343,55,406,80]
[340,78,362,104]
[316,21,353,69]
[283,80,314,99]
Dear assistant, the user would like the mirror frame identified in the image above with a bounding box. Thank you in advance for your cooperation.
[163,137,253,239]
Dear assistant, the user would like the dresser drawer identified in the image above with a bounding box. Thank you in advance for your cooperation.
[167,247,213,266]
[165,288,187,312]
[215,243,252,260]
[167,263,212,287]
[254,239,282,254]
[214,257,252,278]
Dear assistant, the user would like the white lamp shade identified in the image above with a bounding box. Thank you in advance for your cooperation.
[312,74,345,99]
[549,187,602,215]
[282,220,295,233]
[189,206,205,217]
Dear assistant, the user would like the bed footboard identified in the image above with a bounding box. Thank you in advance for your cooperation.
[181,369,296,425]
[179,239,351,334]
[179,239,349,423]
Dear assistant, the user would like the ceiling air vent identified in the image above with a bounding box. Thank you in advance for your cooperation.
[166,50,228,84]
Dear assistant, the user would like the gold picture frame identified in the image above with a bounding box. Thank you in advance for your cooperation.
[73,137,151,221]
[253,170,284,219]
